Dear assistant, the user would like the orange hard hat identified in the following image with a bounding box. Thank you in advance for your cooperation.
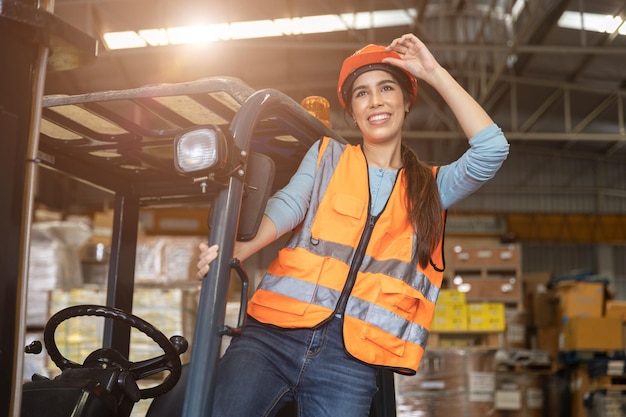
[337,44,418,110]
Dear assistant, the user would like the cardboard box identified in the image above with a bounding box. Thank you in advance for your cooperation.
[494,373,545,416]
[431,315,468,331]
[522,272,553,299]
[467,303,506,331]
[134,235,204,284]
[606,300,626,322]
[531,288,558,328]
[536,325,560,361]
[90,210,114,246]
[523,272,553,324]
[433,302,468,317]
[434,289,468,331]
[453,276,521,303]
[505,309,528,348]
[560,317,623,351]
[554,281,604,321]
[432,302,468,331]
[449,244,520,269]
[437,289,467,305]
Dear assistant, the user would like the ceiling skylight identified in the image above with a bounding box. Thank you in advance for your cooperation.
[103,9,417,50]
[558,11,626,35]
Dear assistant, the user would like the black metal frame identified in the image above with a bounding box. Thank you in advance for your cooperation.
[37,82,339,417]
[1,1,97,415]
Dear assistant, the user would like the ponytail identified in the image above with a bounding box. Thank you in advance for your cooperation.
[401,145,443,268]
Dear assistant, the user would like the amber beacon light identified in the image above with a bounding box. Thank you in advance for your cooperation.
[301,96,332,128]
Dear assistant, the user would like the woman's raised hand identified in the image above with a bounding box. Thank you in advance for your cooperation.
[383,33,442,84]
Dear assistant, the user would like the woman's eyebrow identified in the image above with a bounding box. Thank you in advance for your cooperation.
[352,78,398,93]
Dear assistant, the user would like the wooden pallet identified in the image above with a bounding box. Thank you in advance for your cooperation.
[427,330,503,348]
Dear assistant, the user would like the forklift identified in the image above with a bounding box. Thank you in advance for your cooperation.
[1,2,397,416]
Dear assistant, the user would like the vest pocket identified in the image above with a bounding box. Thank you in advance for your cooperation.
[311,192,366,243]
[330,192,366,219]
[362,279,423,357]
[378,278,421,316]
[363,323,407,357]
[253,251,328,316]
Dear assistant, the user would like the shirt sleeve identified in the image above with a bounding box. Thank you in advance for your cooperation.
[264,140,320,237]
[437,124,509,210]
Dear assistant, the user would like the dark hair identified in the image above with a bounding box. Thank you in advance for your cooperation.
[346,66,443,268]
[401,145,443,268]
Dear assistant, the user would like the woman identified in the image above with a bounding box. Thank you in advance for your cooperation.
[197,33,509,417]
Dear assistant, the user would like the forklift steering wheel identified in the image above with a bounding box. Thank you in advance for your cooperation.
[44,304,186,399]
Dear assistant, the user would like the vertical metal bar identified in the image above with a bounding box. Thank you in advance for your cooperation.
[182,178,244,417]
[103,193,140,357]
[0,5,47,416]
[564,87,571,133]
[617,91,624,135]
[182,92,264,417]
[0,106,28,417]
[510,78,518,131]
[12,5,50,415]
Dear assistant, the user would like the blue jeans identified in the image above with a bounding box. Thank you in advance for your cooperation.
[212,316,379,417]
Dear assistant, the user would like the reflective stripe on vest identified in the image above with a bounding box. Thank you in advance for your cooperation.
[262,237,440,305]
[259,272,431,349]
[248,137,445,372]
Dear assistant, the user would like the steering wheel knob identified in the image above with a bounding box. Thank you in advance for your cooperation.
[170,335,189,355]
[24,340,43,354]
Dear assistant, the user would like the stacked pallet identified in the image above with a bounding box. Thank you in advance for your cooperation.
[430,243,523,349]
[527,274,625,417]
[396,347,548,417]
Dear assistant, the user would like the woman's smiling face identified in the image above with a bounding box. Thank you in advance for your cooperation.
[349,69,409,145]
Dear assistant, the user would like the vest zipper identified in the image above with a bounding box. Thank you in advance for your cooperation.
[335,214,379,316]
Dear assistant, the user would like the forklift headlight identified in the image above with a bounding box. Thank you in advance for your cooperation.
[174,126,227,173]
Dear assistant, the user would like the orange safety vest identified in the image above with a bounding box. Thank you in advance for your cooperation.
[248,137,446,374]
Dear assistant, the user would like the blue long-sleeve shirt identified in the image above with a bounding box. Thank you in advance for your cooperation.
[265,124,509,237]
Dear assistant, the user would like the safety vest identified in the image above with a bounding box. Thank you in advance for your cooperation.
[248,137,446,374]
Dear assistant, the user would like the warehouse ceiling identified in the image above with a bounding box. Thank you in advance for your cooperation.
[46,0,626,149]
[40,0,626,214]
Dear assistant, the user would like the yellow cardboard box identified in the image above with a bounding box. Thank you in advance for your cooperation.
[437,289,466,305]
[431,315,468,331]
[467,303,506,331]
[433,302,467,316]
[431,303,468,331]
